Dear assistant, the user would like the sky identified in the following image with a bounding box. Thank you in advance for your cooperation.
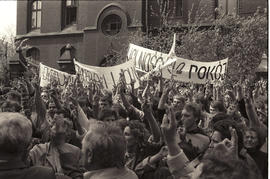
[0,0,16,37]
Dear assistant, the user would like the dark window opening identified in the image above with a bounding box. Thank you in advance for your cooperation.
[175,0,183,17]
[101,14,122,36]
[62,0,77,28]
[215,0,219,19]
[31,0,42,29]
[26,48,40,61]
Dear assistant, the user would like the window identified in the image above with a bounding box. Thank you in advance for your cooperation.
[62,0,77,27]
[26,48,40,61]
[101,14,122,36]
[175,0,183,17]
[215,0,219,19]
[31,0,42,29]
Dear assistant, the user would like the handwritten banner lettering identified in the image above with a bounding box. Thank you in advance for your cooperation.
[39,63,76,87]
[127,43,175,73]
[74,59,140,90]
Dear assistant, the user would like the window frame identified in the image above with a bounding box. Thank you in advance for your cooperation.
[101,14,123,36]
[62,0,78,29]
[174,0,183,17]
[26,47,40,61]
[30,0,42,30]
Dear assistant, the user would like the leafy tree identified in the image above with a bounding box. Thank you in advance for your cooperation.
[104,1,267,83]
[0,27,16,84]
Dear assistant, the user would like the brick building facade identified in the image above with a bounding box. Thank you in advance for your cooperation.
[16,0,267,71]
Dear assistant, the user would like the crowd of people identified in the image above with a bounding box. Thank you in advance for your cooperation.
[0,61,267,179]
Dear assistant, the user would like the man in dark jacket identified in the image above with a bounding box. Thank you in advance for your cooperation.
[0,112,56,179]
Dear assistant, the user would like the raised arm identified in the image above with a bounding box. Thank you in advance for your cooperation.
[158,83,171,110]
[142,100,161,142]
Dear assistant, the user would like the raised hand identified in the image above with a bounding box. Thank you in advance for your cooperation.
[219,127,239,159]
[161,107,177,145]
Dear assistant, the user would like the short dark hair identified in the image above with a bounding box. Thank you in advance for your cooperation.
[126,120,146,145]
[183,102,202,123]
[212,119,244,152]
[1,100,22,112]
[82,122,126,168]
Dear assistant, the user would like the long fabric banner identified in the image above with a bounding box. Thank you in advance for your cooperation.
[159,57,228,84]
[127,43,176,73]
[39,63,76,87]
[127,43,228,84]
[74,59,140,90]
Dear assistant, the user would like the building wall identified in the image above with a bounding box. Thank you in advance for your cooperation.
[23,35,83,68]
[16,0,142,69]
[17,1,28,35]
[41,1,62,33]
[16,0,267,70]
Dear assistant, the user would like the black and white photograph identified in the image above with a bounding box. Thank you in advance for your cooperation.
[0,0,268,179]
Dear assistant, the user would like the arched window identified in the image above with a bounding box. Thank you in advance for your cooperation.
[26,48,40,61]
[31,0,42,29]
[62,0,78,28]
[101,14,122,36]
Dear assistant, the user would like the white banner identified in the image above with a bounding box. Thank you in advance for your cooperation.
[128,43,228,84]
[39,63,76,87]
[127,43,176,73]
[160,57,228,84]
[74,59,140,90]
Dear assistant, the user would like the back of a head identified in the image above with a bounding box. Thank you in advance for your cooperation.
[82,122,126,169]
[1,100,22,112]
[200,154,259,179]
[0,112,32,155]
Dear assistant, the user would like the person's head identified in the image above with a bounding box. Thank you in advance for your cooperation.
[172,95,185,111]
[124,120,146,149]
[54,108,70,121]
[208,119,243,151]
[48,101,57,117]
[223,94,232,108]
[82,122,126,170]
[41,91,49,103]
[1,100,22,112]
[193,150,259,179]
[0,113,32,159]
[257,111,267,125]
[192,93,206,111]
[226,102,238,116]
[99,96,112,111]
[98,108,118,122]
[243,128,260,150]
[209,100,226,115]
[50,117,72,145]
[7,90,21,103]
[181,103,201,131]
